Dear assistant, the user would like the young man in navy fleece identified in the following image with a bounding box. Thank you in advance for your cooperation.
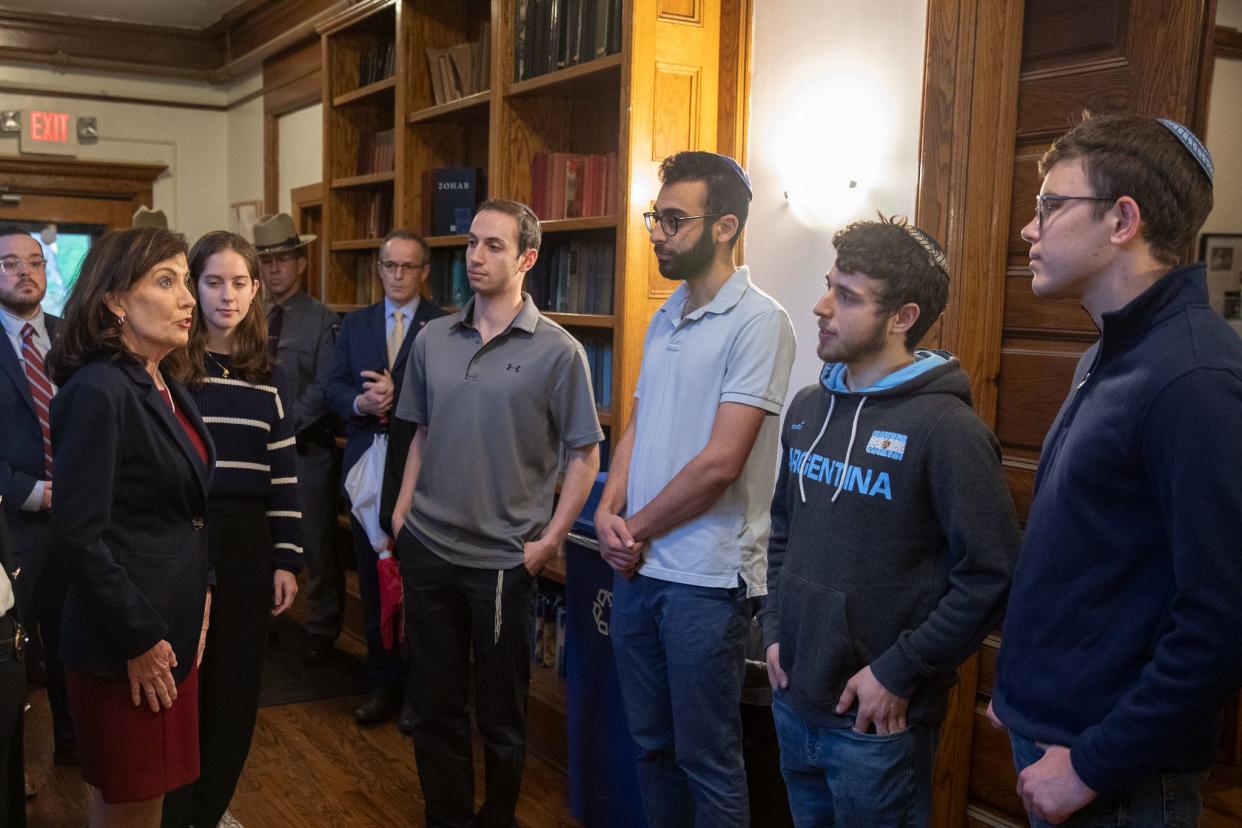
[761,216,1019,826]
[990,115,1242,826]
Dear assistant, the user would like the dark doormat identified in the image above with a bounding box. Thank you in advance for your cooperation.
[258,616,369,707]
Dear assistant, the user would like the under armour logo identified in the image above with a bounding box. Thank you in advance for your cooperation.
[506,364,521,372]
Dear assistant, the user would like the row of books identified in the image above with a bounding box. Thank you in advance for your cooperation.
[581,337,613,409]
[425,24,491,106]
[525,239,615,315]
[357,41,395,88]
[531,589,567,676]
[531,151,618,221]
[428,250,471,310]
[356,128,395,176]
[514,0,623,82]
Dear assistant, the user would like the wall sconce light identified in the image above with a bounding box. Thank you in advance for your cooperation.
[775,77,891,229]
[0,111,20,133]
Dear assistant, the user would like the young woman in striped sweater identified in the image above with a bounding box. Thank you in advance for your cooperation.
[161,231,303,828]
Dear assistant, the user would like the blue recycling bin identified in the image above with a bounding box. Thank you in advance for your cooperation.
[565,474,647,828]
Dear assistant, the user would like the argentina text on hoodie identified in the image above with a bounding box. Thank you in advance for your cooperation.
[759,351,1019,727]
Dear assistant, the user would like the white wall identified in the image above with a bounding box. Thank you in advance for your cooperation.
[277,103,324,216]
[746,1,929,405]
[227,73,266,212]
[0,62,264,242]
[1204,0,1242,237]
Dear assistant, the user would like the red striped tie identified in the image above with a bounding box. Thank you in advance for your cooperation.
[21,323,54,477]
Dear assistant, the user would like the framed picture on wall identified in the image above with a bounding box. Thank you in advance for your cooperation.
[229,199,265,243]
[1199,233,1242,319]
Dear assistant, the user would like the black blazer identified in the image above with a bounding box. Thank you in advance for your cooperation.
[324,298,443,488]
[50,357,216,683]
[0,314,59,604]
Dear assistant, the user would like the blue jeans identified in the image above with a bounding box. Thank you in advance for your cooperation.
[610,573,750,828]
[1008,731,1209,827]
[771,693,938,827]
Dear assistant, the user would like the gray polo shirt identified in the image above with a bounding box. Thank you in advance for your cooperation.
[395,293,604,569]
[626,265,796,596]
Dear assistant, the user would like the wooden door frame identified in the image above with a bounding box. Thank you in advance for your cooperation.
[914,2,1026,826]
[0,156,167,227]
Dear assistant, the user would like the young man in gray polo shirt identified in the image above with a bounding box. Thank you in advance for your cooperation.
[391,198,602,828]
[595,151,796,827]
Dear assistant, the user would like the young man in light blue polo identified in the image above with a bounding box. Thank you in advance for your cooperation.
[595,151,796,827]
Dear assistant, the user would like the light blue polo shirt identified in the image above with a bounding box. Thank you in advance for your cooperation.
[626,265,796,596]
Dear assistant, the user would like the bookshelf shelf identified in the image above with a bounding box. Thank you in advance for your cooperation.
[331,238,385,251]
[330,171,396,189]
[407,90,491,124]
[596,408,612,427]
[333,75,397,107]
[507,52,622,98]
[541,215,619,234]
[545,312,614,329]
[542,554,567,585]
[426,233,469,248]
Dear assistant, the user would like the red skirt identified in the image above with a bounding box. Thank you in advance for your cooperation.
[66,664,200,804]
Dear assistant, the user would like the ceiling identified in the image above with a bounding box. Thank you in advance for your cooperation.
[0,0,244,29]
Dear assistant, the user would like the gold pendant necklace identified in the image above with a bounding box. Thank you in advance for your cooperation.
[205,350,230,378]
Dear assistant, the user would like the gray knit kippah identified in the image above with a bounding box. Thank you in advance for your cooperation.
[902,223,950,280]
[1158,118,1214,184]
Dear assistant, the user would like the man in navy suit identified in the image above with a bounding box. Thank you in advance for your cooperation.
[0,223,74,766]
[325,228,444,729]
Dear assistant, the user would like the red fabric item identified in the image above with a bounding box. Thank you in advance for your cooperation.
[378,548,404,649]
[160,387,208,464]
[66,664,201,804]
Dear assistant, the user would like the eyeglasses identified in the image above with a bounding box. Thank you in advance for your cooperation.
[379,260,428,274]
[1034,194,1117,233]
[260,252,298,267]
[642,211,723,236]
[0,256,47,275]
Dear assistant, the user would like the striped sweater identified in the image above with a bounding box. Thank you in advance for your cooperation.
[191,353,304,573]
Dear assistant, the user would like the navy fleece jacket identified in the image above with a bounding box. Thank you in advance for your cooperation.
[993,264,1242,795]
[760,351,1019,727]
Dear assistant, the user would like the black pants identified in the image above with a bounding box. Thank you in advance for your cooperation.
[0,616,25,828]
[163,500,273,828]
[400,530,535,828]
[31,555,73,752]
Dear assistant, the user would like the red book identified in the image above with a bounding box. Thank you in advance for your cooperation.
[564,154,586,219]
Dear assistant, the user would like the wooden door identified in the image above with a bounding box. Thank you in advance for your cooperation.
[919,1,1218,825]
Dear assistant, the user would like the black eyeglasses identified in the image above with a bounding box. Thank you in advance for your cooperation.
[1034,194,1117,232]
[642,211,722,236]
[379,260,429,274]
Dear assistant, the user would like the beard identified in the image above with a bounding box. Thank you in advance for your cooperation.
[816,312,890,365]
[656,227,716,281]
[0,281,45,316]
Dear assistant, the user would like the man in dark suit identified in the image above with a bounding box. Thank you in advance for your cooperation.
[0,223,73,768]
[325,229,443,729]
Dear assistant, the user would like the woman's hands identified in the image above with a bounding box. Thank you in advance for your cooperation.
[127,641,178,712]
[271,570,298,616]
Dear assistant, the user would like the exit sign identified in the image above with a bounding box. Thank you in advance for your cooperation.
[20,110,77,156]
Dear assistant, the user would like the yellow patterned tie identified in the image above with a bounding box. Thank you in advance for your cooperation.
[388,310,405,369]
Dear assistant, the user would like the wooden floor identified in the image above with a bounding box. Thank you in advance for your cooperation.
[21,639,581,827]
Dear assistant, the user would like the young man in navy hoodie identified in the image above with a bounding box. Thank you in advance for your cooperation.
[990,116,1242,826]
[761,216,1019,827]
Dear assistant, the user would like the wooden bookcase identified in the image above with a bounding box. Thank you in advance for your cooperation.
[317,0,746,768]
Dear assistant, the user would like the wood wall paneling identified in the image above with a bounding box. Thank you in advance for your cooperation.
[658,0,703,24]
[1020,0,1128,70]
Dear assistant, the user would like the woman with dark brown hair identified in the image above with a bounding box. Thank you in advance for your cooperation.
[47,226,213,828]
[160,231,301,828]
